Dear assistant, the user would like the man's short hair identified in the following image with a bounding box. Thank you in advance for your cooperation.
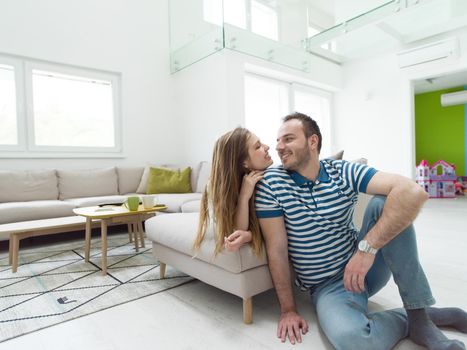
[283,112,322,153]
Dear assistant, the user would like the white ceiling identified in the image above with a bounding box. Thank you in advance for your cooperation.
[414,70,467,94]
[301,0,467,94]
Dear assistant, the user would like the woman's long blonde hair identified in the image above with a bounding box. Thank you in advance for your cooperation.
[193,128,263,256]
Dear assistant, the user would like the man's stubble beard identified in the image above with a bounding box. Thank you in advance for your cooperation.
[282,142,312,172]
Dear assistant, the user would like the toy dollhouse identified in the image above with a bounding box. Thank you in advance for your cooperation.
[416,159,457,198]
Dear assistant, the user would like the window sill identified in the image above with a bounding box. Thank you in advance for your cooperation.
[0,152,125,159]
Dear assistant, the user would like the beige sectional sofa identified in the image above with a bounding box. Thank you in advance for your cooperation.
[0,162,209,241]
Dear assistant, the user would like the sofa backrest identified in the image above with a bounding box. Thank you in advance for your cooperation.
[0,162,210,203]
[116,167,144,194]
[0,170,59,203]
[57,167,119,200]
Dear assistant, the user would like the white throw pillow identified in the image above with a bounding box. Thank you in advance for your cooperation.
[324,150,344,160]
[136,163,162,194]
[196,161,211,193]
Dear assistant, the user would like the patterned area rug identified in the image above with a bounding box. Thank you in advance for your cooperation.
[0,233,193,343]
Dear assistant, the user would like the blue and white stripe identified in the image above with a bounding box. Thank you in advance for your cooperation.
[255,159,377,290]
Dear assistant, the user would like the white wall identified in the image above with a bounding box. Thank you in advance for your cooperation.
[172,52,230,163]
[334,30,467,178]
[334,54,414,176]
[0,0,179,170]
[173,48,342,163]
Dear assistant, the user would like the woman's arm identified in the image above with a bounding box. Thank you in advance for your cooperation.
[234,171,264,230]
[227,171,264,251]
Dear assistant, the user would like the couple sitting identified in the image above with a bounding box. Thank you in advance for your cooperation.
[194,112,467,350]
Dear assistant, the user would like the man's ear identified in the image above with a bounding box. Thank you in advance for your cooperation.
[308,134,319,150]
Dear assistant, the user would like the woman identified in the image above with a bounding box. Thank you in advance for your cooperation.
[193,127,273,256]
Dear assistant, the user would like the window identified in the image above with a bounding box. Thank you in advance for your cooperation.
[0,64,18,146]
[245,73,332,163]
[292,84,332,156]
[251,1,278,41]
[204,0,278,40]
[245,74,288,164]
[224,0,247,29]
[202,0,223,26]
[0,54,121,157]
[31,70,115,148]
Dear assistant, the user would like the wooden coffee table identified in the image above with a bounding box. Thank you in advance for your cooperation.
[73,204,167,275]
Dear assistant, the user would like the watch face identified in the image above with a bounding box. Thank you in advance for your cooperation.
[358,240,377,254]
[358,240,367,251]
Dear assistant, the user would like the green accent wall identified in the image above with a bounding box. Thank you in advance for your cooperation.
[415,87,465,176]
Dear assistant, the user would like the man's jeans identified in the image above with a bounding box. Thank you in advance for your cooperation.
[310,195,435,350]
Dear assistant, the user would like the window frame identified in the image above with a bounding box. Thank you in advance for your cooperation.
[290,82,333,156]
[250,0,279,41]
[244,71,333,158]
[0,56,27,152]
[0,53,122,158]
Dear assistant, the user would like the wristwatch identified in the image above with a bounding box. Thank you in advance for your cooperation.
[358,240,378,255]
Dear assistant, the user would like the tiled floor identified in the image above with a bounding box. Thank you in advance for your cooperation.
[1,197,466,350]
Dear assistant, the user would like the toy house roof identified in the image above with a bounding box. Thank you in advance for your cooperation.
[431,160,455,170]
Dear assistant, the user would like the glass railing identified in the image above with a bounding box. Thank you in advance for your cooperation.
[305,0,467,62]
[169,0,467,72]
[169,0,320,73]
[170,27,223,73]
[224,24,311,72]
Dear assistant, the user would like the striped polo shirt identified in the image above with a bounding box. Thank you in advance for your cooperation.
[255,159,377,290]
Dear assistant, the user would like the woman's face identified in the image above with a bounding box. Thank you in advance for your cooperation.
[244,133,273,171]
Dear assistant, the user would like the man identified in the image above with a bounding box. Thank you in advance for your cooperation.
[255,112,467,349]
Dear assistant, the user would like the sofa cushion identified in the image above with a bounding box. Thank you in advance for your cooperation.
[0,170,58,203]
[57,167,119,200]
[181,200,201,213]
[147,167,192,194]
[117,167,144,194]
[145,213,268,274]
[156,193,202,213]
[0,200,76,224]
[64,195,128,208]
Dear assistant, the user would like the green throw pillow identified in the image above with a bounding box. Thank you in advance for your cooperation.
[146,167,192,194]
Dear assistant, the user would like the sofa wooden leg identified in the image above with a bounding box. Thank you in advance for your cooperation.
[243,297,253,324]
[159,262,166,278]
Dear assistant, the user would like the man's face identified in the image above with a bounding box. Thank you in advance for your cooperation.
[276,119,316,171]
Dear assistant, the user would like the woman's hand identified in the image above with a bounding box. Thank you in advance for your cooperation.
[239,171,264,201]
[224,230,252,251]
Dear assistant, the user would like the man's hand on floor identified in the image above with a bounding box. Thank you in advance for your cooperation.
[277,311,309,345]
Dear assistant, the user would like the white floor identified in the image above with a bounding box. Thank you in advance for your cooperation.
[1,197,466,350]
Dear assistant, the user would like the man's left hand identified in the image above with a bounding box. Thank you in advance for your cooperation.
[343,251,376,293]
